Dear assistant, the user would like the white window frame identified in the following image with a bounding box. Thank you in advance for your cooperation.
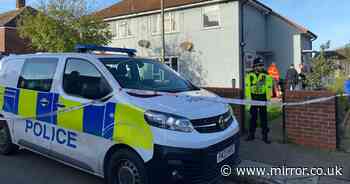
[202,5,221,29]
[154,56,179,72]
[150,12,179,35]
[118,20,132,38]
[110,19,134,39]
[109,21,118,39]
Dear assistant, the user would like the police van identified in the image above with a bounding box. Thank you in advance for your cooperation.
[0,45,240,184]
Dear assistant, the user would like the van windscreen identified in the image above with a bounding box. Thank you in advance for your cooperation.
[99,58,199,93]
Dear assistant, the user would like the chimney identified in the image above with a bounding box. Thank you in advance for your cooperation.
[16,0,26,9]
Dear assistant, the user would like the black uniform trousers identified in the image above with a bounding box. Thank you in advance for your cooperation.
[249,94,269,136]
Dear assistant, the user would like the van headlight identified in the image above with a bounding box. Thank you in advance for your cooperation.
[144,110,194,133]
[227,105,239,128]
[228,105,234,117]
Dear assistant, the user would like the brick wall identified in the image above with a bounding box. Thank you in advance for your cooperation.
[204,87,244,130]
[3,27,32,54]
[285,91,336,150]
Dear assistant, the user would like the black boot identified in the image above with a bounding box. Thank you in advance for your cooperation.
[263,134,271,144]
[245,134,255,142]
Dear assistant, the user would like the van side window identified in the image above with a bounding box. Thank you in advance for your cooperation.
[63,58,112,100]
[17,58,58,92]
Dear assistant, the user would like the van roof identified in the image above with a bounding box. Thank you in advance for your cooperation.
[3,53,136,60]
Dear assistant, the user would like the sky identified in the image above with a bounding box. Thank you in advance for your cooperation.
[1,0,349,50]
[260,0,349,49]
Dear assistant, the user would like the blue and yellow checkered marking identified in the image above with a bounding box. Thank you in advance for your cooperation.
[83,105,105,136]
[102,103,116,140]
[0,86,5,111]
[82,102,116,139]
[37,92,59,124]
[1,86,154,151]
[3,87,19,114]
[18,89,37,118]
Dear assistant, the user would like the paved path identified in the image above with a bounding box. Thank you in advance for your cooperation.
[239,136,350,184]
[0,149,238,184]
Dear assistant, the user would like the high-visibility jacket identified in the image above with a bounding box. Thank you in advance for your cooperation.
[245,72,273,101]
[267,64,280,81]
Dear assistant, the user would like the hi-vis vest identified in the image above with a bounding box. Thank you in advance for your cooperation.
[245,72,273,100]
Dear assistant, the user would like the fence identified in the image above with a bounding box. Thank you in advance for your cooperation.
[285,91,337,150]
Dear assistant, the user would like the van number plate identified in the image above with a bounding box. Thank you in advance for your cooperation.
[217,144,235,163]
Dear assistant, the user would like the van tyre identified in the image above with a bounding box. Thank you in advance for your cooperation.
[106,149,148,184]
[0,120,18,155]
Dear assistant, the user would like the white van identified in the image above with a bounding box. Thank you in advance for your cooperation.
[0,45,240,184]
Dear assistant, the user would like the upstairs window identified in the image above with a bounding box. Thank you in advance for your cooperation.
[164,57,179,72]
[109,22,118,38]
[18,58,58,92]
[151,12,179,34]
[119,20,133,38]
[202,5,221,28]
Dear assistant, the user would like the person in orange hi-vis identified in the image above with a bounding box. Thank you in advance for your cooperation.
[267,62,281,98]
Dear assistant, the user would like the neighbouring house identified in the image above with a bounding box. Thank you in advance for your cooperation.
[96,0,317,88]
[335,48,350,76]
[305,49,349,76]
[0,0,36,55]
[319,51,348,76]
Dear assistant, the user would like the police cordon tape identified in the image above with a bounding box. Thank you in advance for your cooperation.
[0,93,115,122]
[123,89,349,107]
[204,95,342,107]
[0,89,348,122]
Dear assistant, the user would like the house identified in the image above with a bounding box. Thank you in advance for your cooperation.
[0,0,35,55]
[96,0,317,88]
[335,48,350,76]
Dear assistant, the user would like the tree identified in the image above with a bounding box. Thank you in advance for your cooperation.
[17,0,112,52]
[306,41,336,89]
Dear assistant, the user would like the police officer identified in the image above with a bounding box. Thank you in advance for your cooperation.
[245,57,273,144]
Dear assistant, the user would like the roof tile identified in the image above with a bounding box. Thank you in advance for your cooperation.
[0,7,36,27]
[95,0,209,19]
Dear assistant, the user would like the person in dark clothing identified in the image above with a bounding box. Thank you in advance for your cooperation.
[286,64,299,91]
[245,58,273,144]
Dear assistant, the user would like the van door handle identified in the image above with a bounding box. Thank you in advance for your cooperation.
[39,98,50,107]
[56,103,66,108]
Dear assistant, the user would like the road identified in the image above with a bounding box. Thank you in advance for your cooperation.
[0,149,238,184]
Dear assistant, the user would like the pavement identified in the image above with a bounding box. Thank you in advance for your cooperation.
[238,131,350,184]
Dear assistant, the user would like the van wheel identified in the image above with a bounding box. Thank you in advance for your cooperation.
[0,120,18,155]
[106,149,148,184]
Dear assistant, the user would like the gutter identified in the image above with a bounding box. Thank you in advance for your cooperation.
[0,27,17,29]
[307,31,318,41]
[103,0,235,22]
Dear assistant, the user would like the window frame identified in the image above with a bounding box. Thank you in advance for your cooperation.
[150,12,179,35]
[201,5,221,29]
[17,57,59,92]
[118,19,134,39]
[154,56,179,72]
[109,21,118,39]
[61,57,113,100]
